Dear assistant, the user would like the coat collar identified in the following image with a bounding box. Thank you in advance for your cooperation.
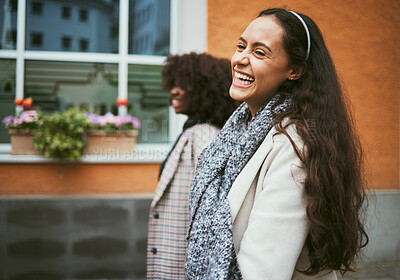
[227,128,275,223]
[151,136,189,207]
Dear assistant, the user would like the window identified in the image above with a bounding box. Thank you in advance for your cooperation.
[0,59,16,143]
[9,0,18,12]
[25,1,118,52]
[62,6,71,19]
[79,39,89,51]
[0,0,185,147]
[5,30,17,45]
[128,65,169,143]
[79,8,88,22]
[30,32,43,47]
[61,36,72,50]
[129,0,170,55]
[111,25,118,40]
[24,61,118,114]
[1,0,18,50]
[31,1,43,15]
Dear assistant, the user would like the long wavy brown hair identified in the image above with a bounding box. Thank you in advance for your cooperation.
[259,8,368,275]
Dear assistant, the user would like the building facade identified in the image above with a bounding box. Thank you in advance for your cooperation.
[0,0,398,279]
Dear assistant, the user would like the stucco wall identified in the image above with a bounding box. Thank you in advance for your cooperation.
[0,163,159,195]
[207,0,400,189]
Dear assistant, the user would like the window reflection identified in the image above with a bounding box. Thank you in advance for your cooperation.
[61,36,71,50]
[0,59,16,143]
[79,38,89,52]
[25,0,119,53]
[79,8,88,22]
[31,1,43,15]
[30,32,43,47]
[0,0,18,50]
[61,6,71,19]
[128,64,169,143]
[129,0,170,55]
[24,61,118,114]
[0,0,172,144]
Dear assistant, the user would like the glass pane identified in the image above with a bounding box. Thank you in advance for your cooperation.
[25,60,118,114]
[0,59,16,143]
[0,0,18,50]
[25,0,119,53]
[128,64,169,143]
[129,0,170,55]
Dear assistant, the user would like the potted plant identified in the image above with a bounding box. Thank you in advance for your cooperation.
[84,112,140,156]
[2,109,42,155]
[33,107,91,160]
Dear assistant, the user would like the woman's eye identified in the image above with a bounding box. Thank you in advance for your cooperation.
[236,44,245,50]
[254,50,265,56]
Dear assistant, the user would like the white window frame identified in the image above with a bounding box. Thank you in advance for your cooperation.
[0,0,208,160]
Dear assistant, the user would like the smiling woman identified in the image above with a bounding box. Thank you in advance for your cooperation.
[146,52,238,280]
[185,8,368,280]
[230,16,305,116]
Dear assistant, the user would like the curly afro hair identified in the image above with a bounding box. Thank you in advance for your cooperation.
[162,52,238,128]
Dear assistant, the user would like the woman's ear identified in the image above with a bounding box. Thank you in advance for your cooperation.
[288,63,306,81]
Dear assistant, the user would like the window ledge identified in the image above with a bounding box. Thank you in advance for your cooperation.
[0,143,171,163]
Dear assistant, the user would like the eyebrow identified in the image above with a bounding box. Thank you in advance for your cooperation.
[239,36,272,53]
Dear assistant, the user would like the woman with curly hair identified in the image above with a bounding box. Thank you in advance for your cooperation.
[185,8,368,279]
[147,52,237,279]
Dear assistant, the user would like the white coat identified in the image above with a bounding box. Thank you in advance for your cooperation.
[228,124,337,280]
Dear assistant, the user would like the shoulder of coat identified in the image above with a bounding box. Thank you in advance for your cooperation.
[184,123,220,139]
[270,120,304,150]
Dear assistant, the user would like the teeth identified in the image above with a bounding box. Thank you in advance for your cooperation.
[235,71,254,82]
[235,77,250,85]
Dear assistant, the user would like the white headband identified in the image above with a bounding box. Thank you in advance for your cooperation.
[288,11,311,61]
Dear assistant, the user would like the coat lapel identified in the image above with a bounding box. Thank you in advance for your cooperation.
[151,135,189,207]
[228,131,274,223]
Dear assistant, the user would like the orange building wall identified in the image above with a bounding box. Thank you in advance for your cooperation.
[0,163,159,195]
[208,0,400,189]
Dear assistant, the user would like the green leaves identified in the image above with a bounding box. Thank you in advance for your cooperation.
[33,108,90,161]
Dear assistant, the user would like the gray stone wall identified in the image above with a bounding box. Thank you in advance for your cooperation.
[0,197,151,280]
[0,191,398,280]
[362,191,400,263]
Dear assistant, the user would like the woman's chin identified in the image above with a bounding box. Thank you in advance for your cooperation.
[229,87,246,102]
[173,108,182,114]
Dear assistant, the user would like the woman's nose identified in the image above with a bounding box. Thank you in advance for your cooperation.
[170,87,180,95]
[232,51,250,66]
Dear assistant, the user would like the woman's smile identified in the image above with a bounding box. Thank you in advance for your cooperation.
[232,71,255,88]
[171,98,181,107]
[169,86,191,115]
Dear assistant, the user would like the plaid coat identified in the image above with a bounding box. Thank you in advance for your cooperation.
[147,123,220,279]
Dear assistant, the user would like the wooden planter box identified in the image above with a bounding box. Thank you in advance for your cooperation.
[8,129,41,155]
[85,130,138,156]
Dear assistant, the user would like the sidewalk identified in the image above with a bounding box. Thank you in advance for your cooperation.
[337,262,400,280]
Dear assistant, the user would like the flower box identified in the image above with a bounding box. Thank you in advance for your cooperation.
[85,130,138,156]
[8,129,41,155]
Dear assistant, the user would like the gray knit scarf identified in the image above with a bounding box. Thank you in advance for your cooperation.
[185,94,292,279]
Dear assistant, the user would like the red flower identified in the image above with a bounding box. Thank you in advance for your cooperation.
[117,98,128,107]
[14,98,24,106]
[23,97,33,110]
